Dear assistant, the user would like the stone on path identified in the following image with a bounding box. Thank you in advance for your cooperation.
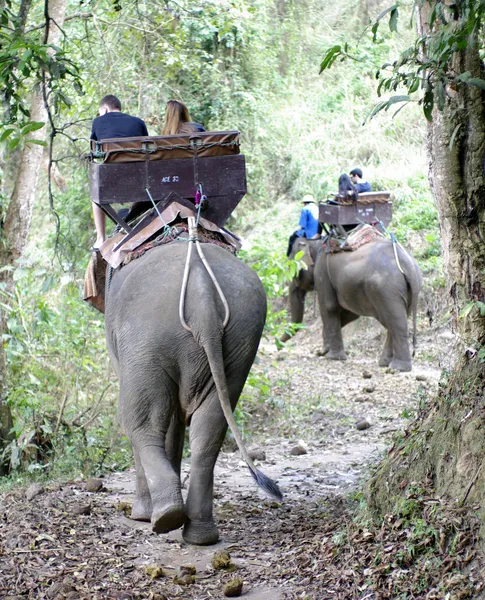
[248,447,266,461]
[85,478,104,493]
[290,441,308,456]
[356,419,372,431]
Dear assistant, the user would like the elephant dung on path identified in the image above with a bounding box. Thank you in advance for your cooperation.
[285,237,422,372]
[105,241,281,546]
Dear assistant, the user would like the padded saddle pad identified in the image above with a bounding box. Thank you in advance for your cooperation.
[91,131,240,163]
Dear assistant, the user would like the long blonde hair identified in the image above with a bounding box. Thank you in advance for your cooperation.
[162,100,197,135]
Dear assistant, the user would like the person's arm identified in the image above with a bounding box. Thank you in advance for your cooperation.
[298,209,306,229]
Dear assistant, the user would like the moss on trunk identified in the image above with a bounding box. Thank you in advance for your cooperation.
[367,357,485,533]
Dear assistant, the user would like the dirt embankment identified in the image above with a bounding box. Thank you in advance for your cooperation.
[2,306,472,599]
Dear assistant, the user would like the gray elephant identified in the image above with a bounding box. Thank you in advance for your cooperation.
[105,239,281,546]
[285,237,422,372]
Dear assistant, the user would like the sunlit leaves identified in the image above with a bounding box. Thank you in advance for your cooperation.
[239,243,307,344]
[320,0,485,121]
[0,4,83,139]
[371,4,399,41]
[320,45,343,73]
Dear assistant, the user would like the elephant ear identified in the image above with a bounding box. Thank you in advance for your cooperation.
[293,239,314,267]
[302,251,314,268]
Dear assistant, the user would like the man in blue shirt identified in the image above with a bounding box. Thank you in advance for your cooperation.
[90,95,149,250]
[286,194,320,257]
[350,168,372,193]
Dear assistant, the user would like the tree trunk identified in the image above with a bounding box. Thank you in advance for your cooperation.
[0,0,67,474]
[367,2,485,524]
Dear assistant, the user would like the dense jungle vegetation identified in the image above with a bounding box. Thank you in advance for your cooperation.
[0,0,439,483]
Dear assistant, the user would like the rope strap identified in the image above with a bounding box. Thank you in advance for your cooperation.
[179,217,230,332]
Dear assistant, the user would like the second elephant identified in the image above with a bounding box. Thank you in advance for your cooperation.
[287,237,422,372]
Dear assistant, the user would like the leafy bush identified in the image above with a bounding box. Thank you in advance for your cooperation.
[239,242,305,346]
[1,264,128,481]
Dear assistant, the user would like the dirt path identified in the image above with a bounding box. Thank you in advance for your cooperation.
[1,308,449,599]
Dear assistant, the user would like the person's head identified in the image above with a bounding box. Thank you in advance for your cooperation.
[98,95,122,116]
[162,100,194,135]
[349,168,363,183]
[339,173,358,198]
[301,194,315,205]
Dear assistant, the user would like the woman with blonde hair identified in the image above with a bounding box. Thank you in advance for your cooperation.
[162,100,205,135]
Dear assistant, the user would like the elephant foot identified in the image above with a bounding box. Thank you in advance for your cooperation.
[316,346,330,357]
[390,359,412,372]
[183,518,219,546]
[280,332,292,344]
[326,350,347,361]
[131,496,152,522]
[378,356,392,367]
[151,503,186,534]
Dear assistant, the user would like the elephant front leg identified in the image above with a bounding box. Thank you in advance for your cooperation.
[183,397,227,545]
[281,283,306,343]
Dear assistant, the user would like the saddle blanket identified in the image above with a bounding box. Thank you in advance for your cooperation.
[322,224,385,253]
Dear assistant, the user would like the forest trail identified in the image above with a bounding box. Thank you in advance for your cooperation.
[1,307,449,599]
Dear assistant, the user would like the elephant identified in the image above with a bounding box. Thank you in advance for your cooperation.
[104,236,281,546]
[285,236,422,372]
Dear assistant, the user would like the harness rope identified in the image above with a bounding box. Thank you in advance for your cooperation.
[179,216,230,332]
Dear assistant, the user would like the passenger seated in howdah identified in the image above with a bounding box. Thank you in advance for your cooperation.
[90,94,149,251]
[349,167,372,193]
[338,173,359,201]
[161,100,205,135]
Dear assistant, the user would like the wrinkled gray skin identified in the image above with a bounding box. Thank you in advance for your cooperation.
[105,242,268,545]
[285,237,422,372]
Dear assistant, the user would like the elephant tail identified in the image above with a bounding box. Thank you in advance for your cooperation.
[203,342,283,501]
[410,262,421,356]
[393,238,421,356]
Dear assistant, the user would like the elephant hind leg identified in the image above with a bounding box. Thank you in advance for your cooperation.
[121,377,185,534]
[183,392,229,545]
[131,413,186,524]
[378,320,412,372]
[378,330,393,367]
[136,442,186,534]
[131,449,152,522]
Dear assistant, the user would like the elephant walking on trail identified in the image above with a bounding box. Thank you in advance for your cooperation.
[105,240,281,545]
[285,237,422,372]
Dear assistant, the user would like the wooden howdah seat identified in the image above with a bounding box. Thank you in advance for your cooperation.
[319,191,393,228]
[88,131,245,251]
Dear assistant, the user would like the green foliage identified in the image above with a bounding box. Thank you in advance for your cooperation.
[0,263,128,479]
[0,1,82,141]
[320,0,485,121]
[239,243,305,346]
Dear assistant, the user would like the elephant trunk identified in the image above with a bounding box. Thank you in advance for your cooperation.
[202,341,282,501]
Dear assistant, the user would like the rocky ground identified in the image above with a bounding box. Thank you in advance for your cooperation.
[2,302,483,599]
